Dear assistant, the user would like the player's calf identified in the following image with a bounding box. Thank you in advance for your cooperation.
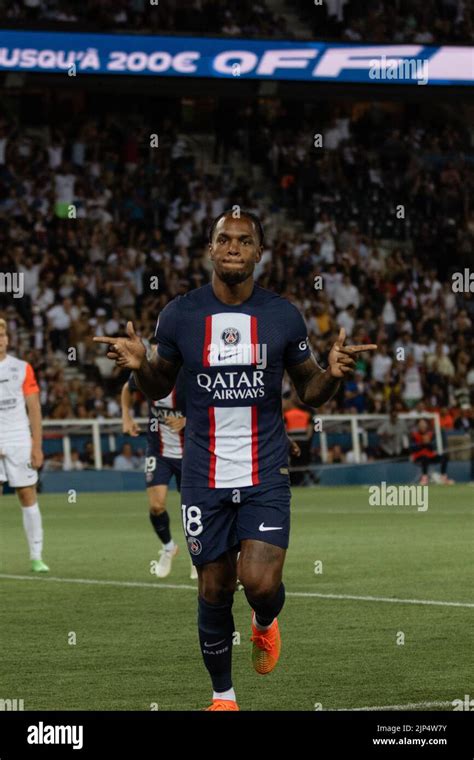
[238,540,286,674]
[197,552,240,709]
[238,540,285,624]
[244,579,285,675]
[148,490,178,577]
[17,487,49,572]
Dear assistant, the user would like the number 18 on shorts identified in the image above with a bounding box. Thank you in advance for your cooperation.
[181,483,291,565]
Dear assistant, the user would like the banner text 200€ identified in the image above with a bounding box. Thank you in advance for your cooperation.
[0,31,472,85]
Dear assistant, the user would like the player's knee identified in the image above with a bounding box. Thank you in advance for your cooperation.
[149,503,166,515]
[16,486,36,506]
[240,572,280,601]
[199,576,236,605]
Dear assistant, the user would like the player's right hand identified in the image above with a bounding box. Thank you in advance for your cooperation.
[122,418,141,436]
[93,321,146,370]
[166,416,186,433]
[289,439,301,458]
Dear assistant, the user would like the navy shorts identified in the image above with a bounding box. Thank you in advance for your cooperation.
[145,445,182,491]
[180,481,291,566]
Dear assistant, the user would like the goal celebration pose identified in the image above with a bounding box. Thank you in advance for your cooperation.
[94,212,376,710]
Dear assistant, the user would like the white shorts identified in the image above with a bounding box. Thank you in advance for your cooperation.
[0,443,38,488]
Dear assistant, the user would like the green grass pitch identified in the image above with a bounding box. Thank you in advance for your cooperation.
[1,485,472,711]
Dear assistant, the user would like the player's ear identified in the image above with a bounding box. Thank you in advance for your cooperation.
[208,242,214,259]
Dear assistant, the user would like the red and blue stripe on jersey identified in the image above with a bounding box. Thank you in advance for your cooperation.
[156,283,311,489]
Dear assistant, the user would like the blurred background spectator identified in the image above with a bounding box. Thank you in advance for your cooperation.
[0,0,471,42]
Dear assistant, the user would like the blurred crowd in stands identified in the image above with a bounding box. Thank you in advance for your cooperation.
[1,0,471,43]
[0,90,472,470]
[1,0,291,38]
[294,0,472,43]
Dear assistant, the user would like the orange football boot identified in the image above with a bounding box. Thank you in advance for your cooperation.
[250,613,281,674]
[205,699,239,711]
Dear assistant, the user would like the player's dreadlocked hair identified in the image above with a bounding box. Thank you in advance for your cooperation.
[208,209,265,247]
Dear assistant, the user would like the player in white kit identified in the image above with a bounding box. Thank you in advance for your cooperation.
[0,318,49,572]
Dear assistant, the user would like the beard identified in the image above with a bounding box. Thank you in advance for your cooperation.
[217,269,251,286]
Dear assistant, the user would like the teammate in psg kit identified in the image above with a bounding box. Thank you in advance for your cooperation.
[121,344,198,580]
[94,211,377,710]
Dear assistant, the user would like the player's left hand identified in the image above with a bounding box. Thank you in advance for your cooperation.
[31,445,44,469]
[289,440,301,457]
[328,328,377,378]
[166,416,186,432]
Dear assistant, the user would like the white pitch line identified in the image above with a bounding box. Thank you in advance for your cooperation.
[0,574,197,591]
[0,574,473,609]
[339,700,452,711]
[286,591,474,608]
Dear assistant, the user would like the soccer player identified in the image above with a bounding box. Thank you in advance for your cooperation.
[121,343,197,579]
[0,318,48,572]
[94,211,376,710]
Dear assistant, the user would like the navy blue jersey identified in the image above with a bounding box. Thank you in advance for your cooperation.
[128,370,186,459]
[156,283,310,487]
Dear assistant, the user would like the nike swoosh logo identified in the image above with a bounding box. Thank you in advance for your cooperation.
[218,351,239,361]
[258,523,283,532]
[204,639,225,647]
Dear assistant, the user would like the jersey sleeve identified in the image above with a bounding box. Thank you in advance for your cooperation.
[283,304,312,368]
[174,369,186,415]
[22,363,40,396]
[155,298,182,362]
[127,371,145,403]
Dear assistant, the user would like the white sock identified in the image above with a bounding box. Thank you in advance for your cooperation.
[213,688,236,702]
[21,503,43,561]
[253,612,274,631]
[163,540,175,552]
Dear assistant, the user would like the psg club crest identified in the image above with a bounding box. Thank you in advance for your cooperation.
[188,537,202,556]
[221,327,240,346]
